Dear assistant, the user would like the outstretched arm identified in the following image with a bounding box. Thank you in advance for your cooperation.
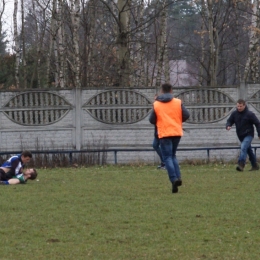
[8,179,21,184]
[149,107,157,125]
[251,113,260,139]
[0,179,21,185]
[226,112,234,130]
[181,104,190,122]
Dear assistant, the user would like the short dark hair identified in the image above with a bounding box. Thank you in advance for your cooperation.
[237,99,246,105]
[161,83,173,93]
[29,169,37,180]
[21,150,32,158]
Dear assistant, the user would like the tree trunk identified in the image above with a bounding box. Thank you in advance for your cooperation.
[31,0,46,88]
[131,0,146,87]
[71,0,81,88]
[117,0,130,87]
[87,0,96,87]
[199,0,206,87]
[0,0,6,41]
[46,0,57,88]
[13,0,20,88]
[20,0,27,89]
[243,0,260,83]
[156,0,168,88]
[234,6,242,84]
[207,0,218,87]
[58,0,65,88]
[139,0,146,86]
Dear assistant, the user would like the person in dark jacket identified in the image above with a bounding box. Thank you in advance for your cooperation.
[149,83,190,193]
[226,99,260,171]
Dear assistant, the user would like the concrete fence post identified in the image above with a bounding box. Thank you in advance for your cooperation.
[75,88,82,150]
[239,81,247,100]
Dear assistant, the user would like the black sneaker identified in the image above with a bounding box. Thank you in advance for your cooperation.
[236,164,244,172]
[157,164,166,170]
[172,181,179,193]
[175,179,182,186]
[249,163,260,171]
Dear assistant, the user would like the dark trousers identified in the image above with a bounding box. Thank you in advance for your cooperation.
[0,168,8,181]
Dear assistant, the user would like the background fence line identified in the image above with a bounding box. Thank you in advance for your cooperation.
[0,84,260,164]
[1,145,260,165]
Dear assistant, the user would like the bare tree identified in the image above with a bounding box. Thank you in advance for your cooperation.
[70,0,81,88]
[0,0,5,42]
[117,0,131,87]
[198,0,207,86]
[2,0,259,89]
[155,0,169,88]
[29,0,47,88]
[58,0,66,88]
[13,0,20,88]
[85,0,96,87]
[207,0,218,87]
[21,0,28,88]
[243,0,260,83]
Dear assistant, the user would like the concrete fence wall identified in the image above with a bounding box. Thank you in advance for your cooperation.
[0,83,259,164]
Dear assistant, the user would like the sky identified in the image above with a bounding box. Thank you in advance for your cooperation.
[2,0,14,30]
[2,0,15,52]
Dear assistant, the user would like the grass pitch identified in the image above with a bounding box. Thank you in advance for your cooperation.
[1,163,260,259]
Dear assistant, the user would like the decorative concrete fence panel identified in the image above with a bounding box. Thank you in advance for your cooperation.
[0,84,259,164]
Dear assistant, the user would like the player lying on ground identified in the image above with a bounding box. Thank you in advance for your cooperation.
[0,168,37,185]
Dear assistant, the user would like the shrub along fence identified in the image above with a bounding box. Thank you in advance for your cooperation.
[1,145,260,167]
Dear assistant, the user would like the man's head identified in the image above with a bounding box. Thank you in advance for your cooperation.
[21,150,32,164]
[236,99,246,112]
[24,168,37,180]
[161,83,173,93]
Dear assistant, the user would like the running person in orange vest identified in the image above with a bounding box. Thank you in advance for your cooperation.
[149,83,190,193]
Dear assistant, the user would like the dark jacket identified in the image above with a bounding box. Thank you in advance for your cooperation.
[154,126,159,138]
[149,93,190,137]
[1,154,24,179]
[226,106,260,140]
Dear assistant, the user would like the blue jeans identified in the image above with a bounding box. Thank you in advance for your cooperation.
[152,137,164,164]
[238,135,256,166]
[160,137,181,182]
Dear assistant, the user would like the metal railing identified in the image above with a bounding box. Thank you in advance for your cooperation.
[1,146,260,164]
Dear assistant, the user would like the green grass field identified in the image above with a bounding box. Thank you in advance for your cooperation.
[1,163,260,260]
